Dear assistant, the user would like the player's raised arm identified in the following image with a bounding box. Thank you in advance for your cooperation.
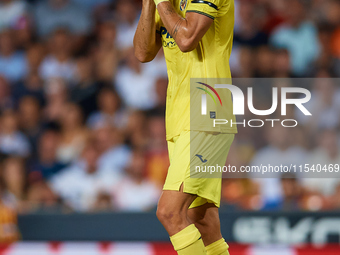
[134,0,162,63]
[155,1,214,52]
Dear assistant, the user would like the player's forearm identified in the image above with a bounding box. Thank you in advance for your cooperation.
[156,2,197,52]
[134,0,161,63]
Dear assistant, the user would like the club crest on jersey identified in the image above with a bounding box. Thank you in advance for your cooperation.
[180,0,187,11]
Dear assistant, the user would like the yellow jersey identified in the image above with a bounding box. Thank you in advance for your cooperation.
[156,0,237,140]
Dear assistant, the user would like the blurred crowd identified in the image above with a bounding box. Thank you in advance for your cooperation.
[0,0,339,219]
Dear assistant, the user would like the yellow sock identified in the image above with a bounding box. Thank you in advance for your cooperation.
[170,224,206,255]
[206,238,230,255]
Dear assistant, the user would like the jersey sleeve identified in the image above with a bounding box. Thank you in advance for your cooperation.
[186,0,226,20]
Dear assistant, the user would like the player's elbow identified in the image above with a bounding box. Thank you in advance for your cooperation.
[136,55,153,63]
[134,44,156,63]
[177,37,197,53]
[134,50,154,63]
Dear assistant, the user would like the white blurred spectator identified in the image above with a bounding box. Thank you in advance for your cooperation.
[115,49,159,110]
[39,29,76,82]
[143,50,168,78]
[0,110,30,157]
[112,149,160,212]
[34,0,92,38]
[98,145,131,174]
[93,123,131,175]
[50,143,121,212]
[0,29,27,82]
[302,129,340,196]
[0,0,26,30]
[115,0,139,51]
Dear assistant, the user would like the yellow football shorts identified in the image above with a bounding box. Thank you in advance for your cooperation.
[164,130,235,208]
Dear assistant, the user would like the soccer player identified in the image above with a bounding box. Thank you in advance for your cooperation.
[134,0,237,254]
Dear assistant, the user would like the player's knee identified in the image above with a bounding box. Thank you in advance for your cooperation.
[156,205,177,223]
[156,204,186,227]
